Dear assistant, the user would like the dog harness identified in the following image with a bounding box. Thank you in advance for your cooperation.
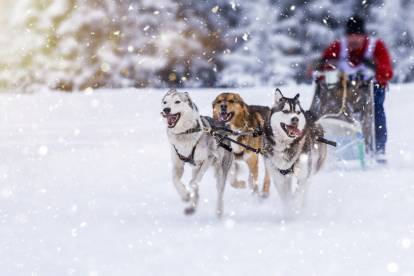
[176,121,202,135]
[173,142,199,166]
[173,120,203,166]
[278,164,294,175]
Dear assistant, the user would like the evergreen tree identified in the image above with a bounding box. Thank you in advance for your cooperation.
[370,0,414,82]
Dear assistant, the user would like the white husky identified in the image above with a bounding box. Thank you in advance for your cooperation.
[161,89,232,217]
[263,89,327,215]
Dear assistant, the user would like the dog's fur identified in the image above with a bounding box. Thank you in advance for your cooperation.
[161,89,232,217]
[212,93,271,196]
[263,89,327,214]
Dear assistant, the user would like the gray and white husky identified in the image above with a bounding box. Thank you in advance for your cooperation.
[263,89,327,215]
[161,89,232,217]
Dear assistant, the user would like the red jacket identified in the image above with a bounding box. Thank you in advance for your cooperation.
[322,37,393,86]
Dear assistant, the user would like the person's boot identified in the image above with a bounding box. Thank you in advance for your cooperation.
[375,149,387,165]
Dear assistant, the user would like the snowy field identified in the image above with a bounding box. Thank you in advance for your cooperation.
[0,84,414,276]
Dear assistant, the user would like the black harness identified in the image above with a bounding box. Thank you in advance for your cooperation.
[173,121,203,166]
[176,121,202,135]
[173,142,199,166]
[278,164,295,175]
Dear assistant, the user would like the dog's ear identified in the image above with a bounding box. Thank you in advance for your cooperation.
[235,93,247,107]
[274,88,284,105]
[162,88,176,102]
[293,93,300,102]
[184,92,198,111]
[167,88,177,95]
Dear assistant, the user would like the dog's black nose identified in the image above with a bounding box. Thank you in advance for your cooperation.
[163,107,171,114]
[220,103,227,111]
[291,117,299,124]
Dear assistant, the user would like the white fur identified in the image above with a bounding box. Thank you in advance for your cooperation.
[161,90,232,217]
[264,92,326,216]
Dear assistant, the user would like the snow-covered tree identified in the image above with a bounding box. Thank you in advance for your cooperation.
[370,0,414,82]
[1,0,413,90]
[0,0,231,91]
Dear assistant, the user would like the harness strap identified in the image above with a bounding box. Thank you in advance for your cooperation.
[177,121,201,135]
[173,140,200,166]
[173,117,206,165]
[364,38,377,60]
[279,164,294,175]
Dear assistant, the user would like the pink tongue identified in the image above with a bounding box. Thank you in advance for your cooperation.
[167,116,175,125]
[220,113,228,121]
[287,126,302,137]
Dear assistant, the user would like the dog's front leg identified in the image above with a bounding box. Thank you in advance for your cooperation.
[245,153,259,194]
[184,161,210,215]
[269,168,296,216]
[172,160,190,202]
[291,178,309,214]
[261,162,271,198]
[229,160,246,188]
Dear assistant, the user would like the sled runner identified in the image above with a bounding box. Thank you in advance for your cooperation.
[310,71,376,168]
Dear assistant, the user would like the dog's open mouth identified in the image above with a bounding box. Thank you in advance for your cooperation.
[162,113,181,128]
[281,123,302,138]
[218,112,234,122]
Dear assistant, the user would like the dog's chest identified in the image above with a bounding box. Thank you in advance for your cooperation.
[268,142,298,169]
[169,133,210,162]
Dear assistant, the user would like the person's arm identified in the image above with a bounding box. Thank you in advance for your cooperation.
[306,40,341,78]
[373,40,393,86]
[319,40,341,70]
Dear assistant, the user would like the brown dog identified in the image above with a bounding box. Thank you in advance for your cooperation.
[212,93,271,196]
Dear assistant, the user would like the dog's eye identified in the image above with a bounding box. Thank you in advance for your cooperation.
[175,100,181,104]
[163,101,167,104]
[216,100,221,104]
[296,111,301,115]
[282,110,289,114]
[228,100,235,104]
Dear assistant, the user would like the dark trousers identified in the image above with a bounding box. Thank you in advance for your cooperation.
[374,84,387,153]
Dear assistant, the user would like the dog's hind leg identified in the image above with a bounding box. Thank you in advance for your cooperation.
[184,161,210,215]
[215,152,232,217]
[214,164,226,218]
[172,161,190,202]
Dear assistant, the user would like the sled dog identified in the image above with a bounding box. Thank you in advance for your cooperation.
[212,93,271,196]
[161,89,232,217]
[263,89,327,214]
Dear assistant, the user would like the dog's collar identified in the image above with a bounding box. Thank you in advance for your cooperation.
[279,164,294,175]
[176,121,202,135]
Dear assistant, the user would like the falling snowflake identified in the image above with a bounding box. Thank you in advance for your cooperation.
[211,5,219,13]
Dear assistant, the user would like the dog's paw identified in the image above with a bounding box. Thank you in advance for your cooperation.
[260,191,270,198]
[180,192,191,202]
[184,206,196,215]
[231,180,246,189]
[249,184,259,194]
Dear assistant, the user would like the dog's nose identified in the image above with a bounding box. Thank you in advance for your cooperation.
[220,103,227,111]
[291,117,299,124]
[163,107,171,114]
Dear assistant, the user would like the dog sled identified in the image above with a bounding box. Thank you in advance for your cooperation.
[310,71,376,168]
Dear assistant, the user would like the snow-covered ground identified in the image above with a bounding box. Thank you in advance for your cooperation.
[0,84,413,276]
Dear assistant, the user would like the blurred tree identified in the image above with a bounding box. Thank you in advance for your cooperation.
[0,0,232,90]
[0,0,413,90]
[370,0,414,82]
